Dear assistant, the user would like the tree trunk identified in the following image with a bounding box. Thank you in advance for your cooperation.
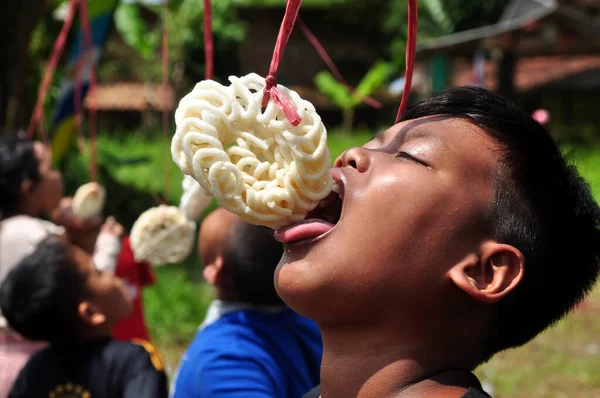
[342,108,355,134]
[0,0,46,132]
[497,49,516,101]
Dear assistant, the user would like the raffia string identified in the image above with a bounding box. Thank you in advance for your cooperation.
[74,55,87,156]
[27,0,79,139]
[395,0,418,123]
[262,0,303,126]
[297,17,382,109]
[203,0,214,80]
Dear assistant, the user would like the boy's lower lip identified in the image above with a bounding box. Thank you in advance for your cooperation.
[274,219,336,245]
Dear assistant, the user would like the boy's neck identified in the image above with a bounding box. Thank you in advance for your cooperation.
[318,326,478,398]
[78,324,113,342]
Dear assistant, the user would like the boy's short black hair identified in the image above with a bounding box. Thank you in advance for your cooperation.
[222,222,285,306]
[0,135,40,219]
[401,86,600,356]
[0,235,88,342]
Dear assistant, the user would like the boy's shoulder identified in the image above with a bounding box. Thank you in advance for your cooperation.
[18,345,53,371]
[11,339,167,397]
[104,338,165,373]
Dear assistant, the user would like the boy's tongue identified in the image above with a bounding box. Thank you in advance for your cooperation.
[274,220,334,243]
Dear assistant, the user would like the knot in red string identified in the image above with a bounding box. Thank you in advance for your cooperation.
[261,0,303,127]
[262,75,302,127]
[262,74,278,105]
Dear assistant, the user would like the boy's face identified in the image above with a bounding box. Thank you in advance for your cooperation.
[71,245,133,325]
[31,142,63,214]
[275,116,501,325]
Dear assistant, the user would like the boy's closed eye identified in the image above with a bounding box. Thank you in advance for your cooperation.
[394,150,430,167]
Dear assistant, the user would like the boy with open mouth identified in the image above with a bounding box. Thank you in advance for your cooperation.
[274,86,600,398]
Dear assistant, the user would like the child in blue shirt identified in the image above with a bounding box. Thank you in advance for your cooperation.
[171,209,322,398]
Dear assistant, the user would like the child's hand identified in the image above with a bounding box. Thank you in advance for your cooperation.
[101,216,124,239]
[51,197,102,230]
[51,197,102,253]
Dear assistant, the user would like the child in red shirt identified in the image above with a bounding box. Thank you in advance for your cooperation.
[112,236,156,342]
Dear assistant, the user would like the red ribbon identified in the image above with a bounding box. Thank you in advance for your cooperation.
[262,0,303,127]
[74,54,86,156]
[203,0,214,80]
[27,0,80,139]
[297,17,382,109]
[395,0,418,123]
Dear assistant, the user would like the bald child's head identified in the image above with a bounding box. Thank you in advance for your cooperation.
[198,208,285,305]
[198,208,239,267]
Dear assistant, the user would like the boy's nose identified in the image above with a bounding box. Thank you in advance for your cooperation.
[335,146,371,173]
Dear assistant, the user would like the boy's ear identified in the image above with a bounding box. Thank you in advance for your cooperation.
[449,242,524,304]
[20,179,34,197]
[78,302,106,326]
[203,255,225,286]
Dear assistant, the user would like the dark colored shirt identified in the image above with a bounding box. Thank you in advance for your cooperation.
[9,337,168,398]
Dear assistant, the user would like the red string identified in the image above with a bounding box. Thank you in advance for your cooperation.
[297,18,381,109]
[74,55,87,155]
[79,0,98,183]
[161,0,170,203]
[203,0,214,80]
[27,0,80,139]
[37,112,49,147]
[262,0,303,126]
[395,0,418,123]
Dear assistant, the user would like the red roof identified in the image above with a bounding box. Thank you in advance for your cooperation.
[84,83,174,111]
[452,55,600,91]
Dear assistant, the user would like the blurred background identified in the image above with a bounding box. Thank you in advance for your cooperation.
[1,0,599,396]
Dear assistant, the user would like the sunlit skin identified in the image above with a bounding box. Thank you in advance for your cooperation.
[275,116,524,397]
[18,142,64,217]
[199,208,242,301]
[71,244,133,341]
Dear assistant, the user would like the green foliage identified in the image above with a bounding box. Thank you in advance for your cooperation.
[114,4,158,60]
[383,0,506,64]
[232,0,350,7]
[314,61,393,130]
[354,62,394,104]
[420,0,455,35]
[315,61,392,109]
[144,267,213,349]
[111,0,245,84]
[564,146,600,201]
[314,72,352,109]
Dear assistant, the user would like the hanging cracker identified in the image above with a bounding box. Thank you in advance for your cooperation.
[172,73,332,229]
[179,175,213,221]
[172,0,333,229]
[130,205,196,266]
[72,182,106,220]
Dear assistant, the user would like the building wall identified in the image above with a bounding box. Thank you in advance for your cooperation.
[237,8,380,87]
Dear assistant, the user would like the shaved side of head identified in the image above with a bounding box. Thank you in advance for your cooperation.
[198,208,240,266]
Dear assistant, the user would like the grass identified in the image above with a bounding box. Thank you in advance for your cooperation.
[83,129,600,394]
[476,287,600,397]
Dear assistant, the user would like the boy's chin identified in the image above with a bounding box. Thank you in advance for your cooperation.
[275,258,334,321]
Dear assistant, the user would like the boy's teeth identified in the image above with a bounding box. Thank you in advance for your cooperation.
[331,182,343,199]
